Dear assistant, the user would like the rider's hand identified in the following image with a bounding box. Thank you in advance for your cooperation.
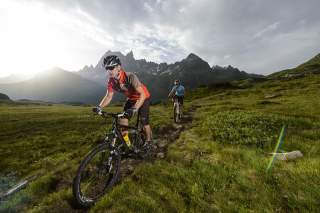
[92,106,102,115]
[125,108,138,118]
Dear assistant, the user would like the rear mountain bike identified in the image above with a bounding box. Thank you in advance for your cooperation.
[173,98,183,123]
[72,111,150,208]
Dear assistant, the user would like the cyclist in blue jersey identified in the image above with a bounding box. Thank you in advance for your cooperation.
[168,79,185,114]
[168,79,185,101]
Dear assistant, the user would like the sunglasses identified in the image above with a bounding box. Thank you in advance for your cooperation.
[105,66,116,71]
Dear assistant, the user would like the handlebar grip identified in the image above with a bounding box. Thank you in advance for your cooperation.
[98,111,126,118]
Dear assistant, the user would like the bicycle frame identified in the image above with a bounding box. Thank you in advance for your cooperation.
[173,99,180,113]
[102,112,144,151]
[172,98,182,123]
[73,111,147,208]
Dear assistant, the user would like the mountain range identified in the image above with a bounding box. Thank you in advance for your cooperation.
[1,51,264,104]
[0,74,32,84]
[78,51,264,102]
[0,68,105,104]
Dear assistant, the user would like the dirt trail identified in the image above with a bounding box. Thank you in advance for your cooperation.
[120,106,195,176]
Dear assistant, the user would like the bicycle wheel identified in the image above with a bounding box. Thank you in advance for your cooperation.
[73,143,121,207]
[173,103,180,123]
[179,104,183,119]
[132,131,144,149]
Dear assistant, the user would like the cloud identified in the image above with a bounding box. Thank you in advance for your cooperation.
[2,0,320,75]
[143,2,154,13]
[253,22,280,39]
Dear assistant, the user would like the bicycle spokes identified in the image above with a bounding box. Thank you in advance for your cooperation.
[73,110,145,207]
[79,151,116,201]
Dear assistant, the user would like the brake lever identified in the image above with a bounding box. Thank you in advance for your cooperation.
[117,112,127,118]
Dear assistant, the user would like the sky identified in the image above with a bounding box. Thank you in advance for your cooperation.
[0,0,320,77]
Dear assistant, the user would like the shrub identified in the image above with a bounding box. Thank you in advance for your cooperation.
[201,111,284,147]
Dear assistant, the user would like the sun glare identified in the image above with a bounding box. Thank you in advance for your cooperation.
[0,1,73,77]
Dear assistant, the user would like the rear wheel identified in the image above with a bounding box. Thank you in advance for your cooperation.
[174,103,180,123]
[132,131,145,149]
[72,143,121,208]
[179,104,183,119]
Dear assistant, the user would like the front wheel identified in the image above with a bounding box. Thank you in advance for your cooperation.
[72,143,121,208]
[173,103,180,123]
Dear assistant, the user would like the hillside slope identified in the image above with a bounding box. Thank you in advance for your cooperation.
[269,53,320,78]
[1,70,319,212]
[0,93,10,101]
[0,68,105,104]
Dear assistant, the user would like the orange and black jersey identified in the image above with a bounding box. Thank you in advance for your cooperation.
[107,70,150,101]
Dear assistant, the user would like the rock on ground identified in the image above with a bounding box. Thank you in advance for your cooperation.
[273,150,303,161]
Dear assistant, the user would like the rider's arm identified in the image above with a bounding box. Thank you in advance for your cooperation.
[133,86,146,109]
[168,86,176,98]
[99,91,114,108]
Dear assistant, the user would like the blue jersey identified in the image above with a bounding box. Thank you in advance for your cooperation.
[170,85,185,97]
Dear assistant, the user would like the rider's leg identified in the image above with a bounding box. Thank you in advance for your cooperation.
[119,118,131,146]
[122,99,134,132]
[122,100,134,147]
[139,99,152,143]
[119,118,129,135]
[143,124,152,142]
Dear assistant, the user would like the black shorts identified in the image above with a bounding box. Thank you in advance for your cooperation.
[124,98,150,125]
[174,96,184,105]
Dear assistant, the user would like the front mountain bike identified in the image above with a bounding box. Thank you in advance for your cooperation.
[72,111,148,208]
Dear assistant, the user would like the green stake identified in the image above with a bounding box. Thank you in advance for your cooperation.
[267,125,287,172]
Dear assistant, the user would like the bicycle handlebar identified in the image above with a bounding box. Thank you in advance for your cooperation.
[95,110,139,130]
[99,111,127,119]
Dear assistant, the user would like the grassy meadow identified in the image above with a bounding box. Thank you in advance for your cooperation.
[1,74,320,212]
[0,102,172,212]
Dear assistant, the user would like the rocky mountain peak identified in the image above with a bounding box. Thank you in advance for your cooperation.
[186,53,202,61]
[126,51,134,59]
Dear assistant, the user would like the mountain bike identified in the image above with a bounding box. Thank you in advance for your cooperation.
[72,110,152,208]
[173,97,183,123]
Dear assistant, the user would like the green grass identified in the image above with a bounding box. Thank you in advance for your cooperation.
[0,103,172,212]
[92,75,320,212]
[269,53,320,78]
[1,74,320,212]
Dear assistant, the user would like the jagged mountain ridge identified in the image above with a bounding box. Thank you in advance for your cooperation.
[78,51,163,86]
[78,51,260,83]
[77,51,263,100]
